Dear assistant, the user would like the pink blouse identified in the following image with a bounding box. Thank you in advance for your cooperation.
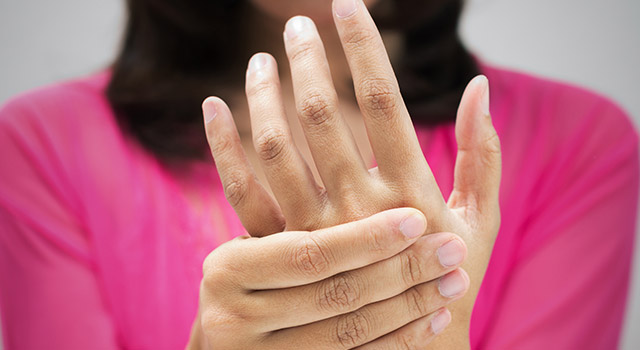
[0,64,638,349]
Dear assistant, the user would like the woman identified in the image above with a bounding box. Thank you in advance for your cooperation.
[0,0,637,349]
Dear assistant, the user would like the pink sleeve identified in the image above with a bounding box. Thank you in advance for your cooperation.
[0,96,119,349]
[482,100,639,348]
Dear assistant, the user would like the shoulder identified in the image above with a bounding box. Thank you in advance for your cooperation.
[0,71,135,212]
[0,70,115,179]
[483,63,636,142]
[0,70,112,130]
[0,71,128,170]
[0,71,117,159]
[0,73,113,260]
[482,63,638,173]
[480,64,638,239]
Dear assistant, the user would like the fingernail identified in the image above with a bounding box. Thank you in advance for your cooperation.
[431,309,451,335]
[436,239,465,267]
[398,212,426,239]
[285,16,312,40]
[203,99,217,124]
[334,0,358,18]
[248,54,269,74]
[438,270,469,298]
[478,75,490,116]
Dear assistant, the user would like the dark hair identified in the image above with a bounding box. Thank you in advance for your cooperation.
[106,0,479,163]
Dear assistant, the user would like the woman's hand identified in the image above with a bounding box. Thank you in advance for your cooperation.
[203,0,501,346]
[187,208,469,349]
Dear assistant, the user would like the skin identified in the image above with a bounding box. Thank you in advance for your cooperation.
[190,0,502,348]
[187,209,467,349]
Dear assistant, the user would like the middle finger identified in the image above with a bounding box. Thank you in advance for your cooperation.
[284,16,369,197]
[333,0,440,193]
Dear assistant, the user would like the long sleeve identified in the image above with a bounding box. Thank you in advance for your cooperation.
[479,96,639,349]
[0,96,119,349]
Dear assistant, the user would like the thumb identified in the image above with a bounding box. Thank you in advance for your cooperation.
[449,75,502,221]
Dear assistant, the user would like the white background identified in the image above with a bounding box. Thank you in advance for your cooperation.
[0,0,638,348]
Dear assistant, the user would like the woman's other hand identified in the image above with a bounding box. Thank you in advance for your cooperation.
[203,0,501,346]
[187,208,468,349]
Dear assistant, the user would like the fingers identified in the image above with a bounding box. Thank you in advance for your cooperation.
[245,53,324,221]
[268,268,469,349]
[449,76,502,224]
[355,309,452,350]
[230,207,428,290]
[332,0,439,191]
[283,16,369,196]
[202,97,285,236]
[251,233,466,330]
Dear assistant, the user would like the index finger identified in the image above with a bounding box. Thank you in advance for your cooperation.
[333,0,438,186]
[234,207,427,290]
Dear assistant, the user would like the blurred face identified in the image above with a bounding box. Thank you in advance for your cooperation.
[250,0,381,24]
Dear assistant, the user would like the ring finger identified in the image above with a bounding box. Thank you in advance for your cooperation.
[333,0,442,201]
[245,53,323,219]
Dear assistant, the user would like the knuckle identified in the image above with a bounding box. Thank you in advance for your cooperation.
[299,92,338,127]
[404,287,429,317]
[288,41,316,63]
[317,273,362,313]
[254,127,289,162]
[209,133,236,157]
[200,308,225,333]
[362,222,387,253]
[291,236,332,276]
[483,131,502,156]
[200,305,249,335]
[400,250,425,286]
[359,78,399,118]
[201,263,229,297]
[246,78,275,97]
[202,254,219,286]
[292,212,326,232]
[222,174,251,207]
[202,242,235,285]
[334,310,372,348]
[477,130,501,174]
[397,332,419,350]
[343,28,376,48]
